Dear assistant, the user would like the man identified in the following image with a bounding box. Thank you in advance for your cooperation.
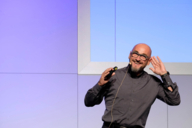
[84,43,180,128]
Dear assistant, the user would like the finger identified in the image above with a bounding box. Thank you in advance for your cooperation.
[105,67,113,72]
[104,67,113,74]
[103,71,115,81]
[103,67,114,78]
[150,59,156,67]
[150,57,155,63]
[151,57,156,65]
[112,72,115,77]
[102,71,110,78]
[149,67,154,72]
[153,57,160,67]
[157,56,162,63]
[153,56,159,63]
[157,56,166,71]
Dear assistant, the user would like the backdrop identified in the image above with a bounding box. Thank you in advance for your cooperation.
[0,0,191,128]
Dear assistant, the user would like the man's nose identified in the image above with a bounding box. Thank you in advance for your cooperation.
[136,55,141,61]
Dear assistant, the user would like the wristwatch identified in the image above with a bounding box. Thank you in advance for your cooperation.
[161,71,170,77]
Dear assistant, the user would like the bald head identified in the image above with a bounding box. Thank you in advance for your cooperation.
[132,43,152,58]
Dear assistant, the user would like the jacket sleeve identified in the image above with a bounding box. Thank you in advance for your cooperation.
[84,83,107,107]
[157,75,181,106]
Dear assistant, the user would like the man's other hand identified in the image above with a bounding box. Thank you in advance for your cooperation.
[98,67,115,86]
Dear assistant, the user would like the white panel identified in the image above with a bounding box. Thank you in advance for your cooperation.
[78,62,192,75]
[78,0,90,73]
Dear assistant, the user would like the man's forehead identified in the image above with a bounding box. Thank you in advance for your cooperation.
[132,50,148,55]
[132,45,151,56]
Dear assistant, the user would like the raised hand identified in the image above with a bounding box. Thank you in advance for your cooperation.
[98,67,115,86]
[149,56,167,76]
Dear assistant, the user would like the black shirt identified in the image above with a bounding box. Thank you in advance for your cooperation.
[84,66,180,128]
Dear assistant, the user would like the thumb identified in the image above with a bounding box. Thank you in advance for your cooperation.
[149,67,154,72]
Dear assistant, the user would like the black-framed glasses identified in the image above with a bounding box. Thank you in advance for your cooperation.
[131,52,149,61]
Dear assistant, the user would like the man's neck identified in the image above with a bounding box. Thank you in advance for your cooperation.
[130,69,144,78]
[132,72,143,77]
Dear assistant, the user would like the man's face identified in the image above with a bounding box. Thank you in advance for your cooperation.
[129,45,151,74]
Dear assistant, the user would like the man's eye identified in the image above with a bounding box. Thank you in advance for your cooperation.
[132,52,138,54]
[141,55,147,58]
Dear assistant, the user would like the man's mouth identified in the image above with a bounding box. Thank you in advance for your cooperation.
[132,60,142,65]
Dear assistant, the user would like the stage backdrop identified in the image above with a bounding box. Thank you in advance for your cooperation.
[0,0,192,128]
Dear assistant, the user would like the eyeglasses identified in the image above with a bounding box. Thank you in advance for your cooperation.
[131,52,149,61]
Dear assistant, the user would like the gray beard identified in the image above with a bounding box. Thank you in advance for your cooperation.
[131,65,143,73]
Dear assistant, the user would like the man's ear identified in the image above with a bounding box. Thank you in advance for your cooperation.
[147,58,152,65]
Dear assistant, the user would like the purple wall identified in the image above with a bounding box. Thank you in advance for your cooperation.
[0,0,77,127]
[0,0,77,73]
